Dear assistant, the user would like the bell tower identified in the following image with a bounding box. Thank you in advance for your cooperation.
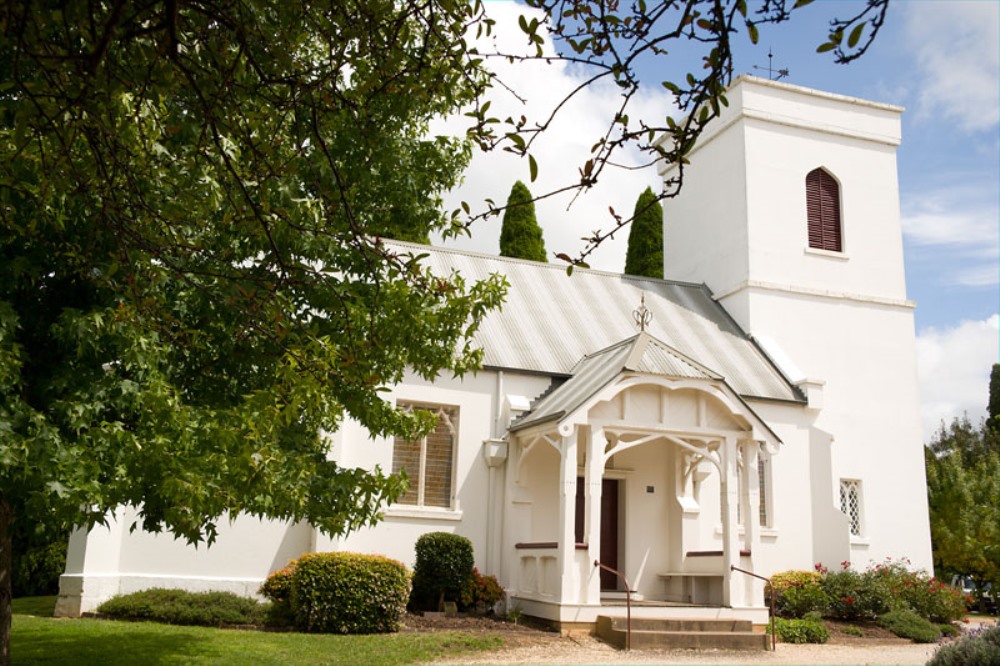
[659,76,932,569]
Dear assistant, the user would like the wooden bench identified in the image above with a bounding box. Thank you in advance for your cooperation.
[657,572,724,604]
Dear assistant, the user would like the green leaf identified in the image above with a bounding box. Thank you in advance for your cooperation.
[528,154,538,182]
[816,41,837,53]
[793,0,815,7]
[747,21,759,45]
[848,22,865,48]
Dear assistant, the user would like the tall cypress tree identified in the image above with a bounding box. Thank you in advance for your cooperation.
[624,186,664,278]
[500,181,547,262]
[989,363,1000,434]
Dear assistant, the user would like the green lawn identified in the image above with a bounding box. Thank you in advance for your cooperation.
[11,597,503,665]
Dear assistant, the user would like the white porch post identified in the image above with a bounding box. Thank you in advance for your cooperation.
[742,440,764,608]
[558,430,579,604]
[585,426,605,604]
[720,435,740,607]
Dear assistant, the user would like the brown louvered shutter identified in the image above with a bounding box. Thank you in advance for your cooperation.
[806,168,842,252]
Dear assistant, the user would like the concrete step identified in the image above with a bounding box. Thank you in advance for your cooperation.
[595,615,768,651]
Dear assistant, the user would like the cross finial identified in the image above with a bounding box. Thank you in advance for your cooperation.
[633,293,652,332]
[753,48,789,81]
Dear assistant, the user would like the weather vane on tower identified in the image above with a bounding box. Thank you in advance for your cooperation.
[753,48,789,81]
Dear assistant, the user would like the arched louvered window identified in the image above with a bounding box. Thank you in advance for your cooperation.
[806,168,842,252]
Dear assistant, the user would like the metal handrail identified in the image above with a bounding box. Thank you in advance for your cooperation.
[730,565,776,651]
[594,560,632,651]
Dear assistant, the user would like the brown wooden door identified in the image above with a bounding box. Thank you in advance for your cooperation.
[575,477,621,590]
[600,479,620,590]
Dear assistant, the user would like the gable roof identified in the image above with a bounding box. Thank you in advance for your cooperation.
[403,242,802,403]
[509,332,724,432]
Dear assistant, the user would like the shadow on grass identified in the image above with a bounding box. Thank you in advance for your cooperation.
[11,615,506,666]
[12,596,57,617]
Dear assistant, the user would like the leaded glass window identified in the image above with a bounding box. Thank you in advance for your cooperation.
[839,479,862,536]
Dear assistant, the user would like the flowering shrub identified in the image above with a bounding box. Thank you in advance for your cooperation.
[867,559,966,623]
[460,567,504,612]
[820,565,892,621]
[928,625,1000,666]
[813,558,967,624]
[767,571,827,618]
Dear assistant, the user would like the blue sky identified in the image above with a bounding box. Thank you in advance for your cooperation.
[437,1,999,439]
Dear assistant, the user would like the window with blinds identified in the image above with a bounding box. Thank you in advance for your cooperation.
[392,403,457,509]
[806,168,842,252]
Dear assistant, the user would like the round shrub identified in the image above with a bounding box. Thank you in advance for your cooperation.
[877,609,941,643]
[767,617,829,644]
[97,588,264,626]
[259,564,295,606]
[927,625,1000,666]
[291,552,410,634]
[411,531,474,611]
[767,571,827,618]
[259,563,297,626]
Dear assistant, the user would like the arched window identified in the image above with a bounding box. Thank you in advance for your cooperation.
[805,168,842,252]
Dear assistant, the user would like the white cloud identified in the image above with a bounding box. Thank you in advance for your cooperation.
[916,314,999,440]
[901,183,999,286]
[902,1,1000,133]
[432,1,674,271]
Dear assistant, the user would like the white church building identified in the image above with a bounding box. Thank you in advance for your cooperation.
[56,76,933,630]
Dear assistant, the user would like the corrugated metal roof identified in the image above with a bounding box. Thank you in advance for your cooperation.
[402,242,802,403]
[510,332,724,431]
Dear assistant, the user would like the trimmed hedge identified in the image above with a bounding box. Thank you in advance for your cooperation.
[290,552,410,634]
[877,609,941,643]
[411,532,474,611]
[97,588,264,626]
[927,625,1000,666]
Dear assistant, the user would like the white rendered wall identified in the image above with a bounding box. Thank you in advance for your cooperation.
[57,367,555,616]
[660,76,932,572]
[57,511,313,615]
[330,368,553,575]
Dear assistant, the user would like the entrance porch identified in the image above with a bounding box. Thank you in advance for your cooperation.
[498,333,780,631]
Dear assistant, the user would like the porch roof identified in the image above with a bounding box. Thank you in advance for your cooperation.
[510,332,726,432]
[390,241,803,403]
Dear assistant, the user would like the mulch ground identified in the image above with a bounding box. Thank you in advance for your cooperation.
[401,612,564,649]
